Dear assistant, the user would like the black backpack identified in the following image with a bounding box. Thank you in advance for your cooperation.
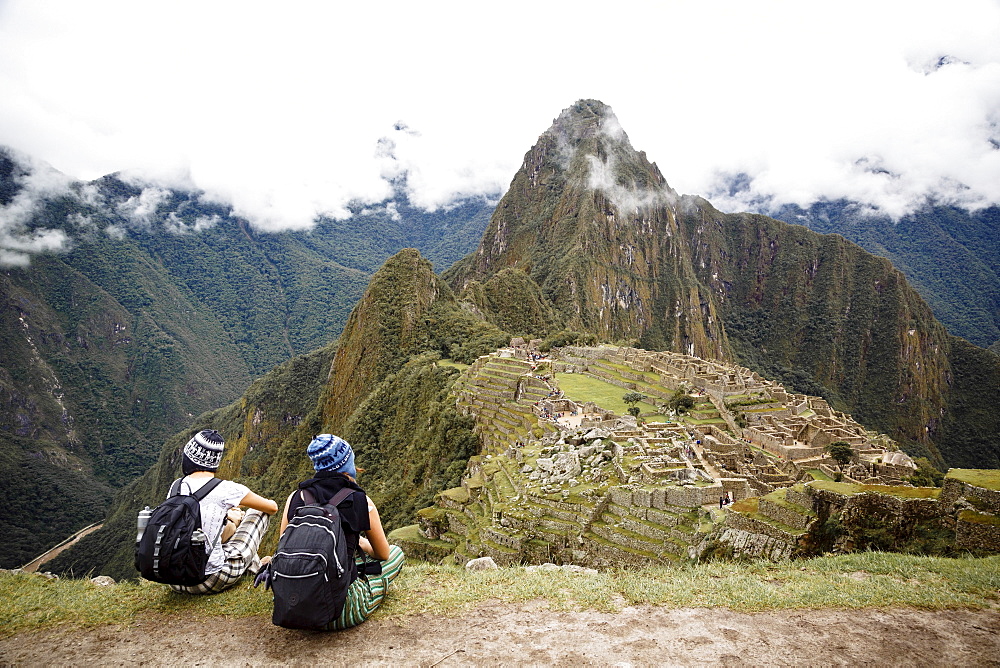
[271,487,356,629]
[135,477,222,586]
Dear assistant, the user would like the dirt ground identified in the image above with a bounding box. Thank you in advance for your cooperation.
[2,602,999,666]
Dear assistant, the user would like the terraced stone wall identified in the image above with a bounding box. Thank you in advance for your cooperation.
[956,511,1000,552]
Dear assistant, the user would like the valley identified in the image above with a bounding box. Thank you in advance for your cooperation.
[8,100,1000,581]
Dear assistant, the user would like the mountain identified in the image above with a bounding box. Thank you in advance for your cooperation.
[446,100,999,469]
[0,149,492,568]
[42,99,1000,579]
[765,200,1000,351]
[48,250,496,579]
[445,106,727,360]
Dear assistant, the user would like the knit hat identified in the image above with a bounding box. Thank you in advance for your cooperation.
[183,429,225,471]
[307,434,355,476]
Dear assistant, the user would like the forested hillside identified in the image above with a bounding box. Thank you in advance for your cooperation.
[769,201,1000,351]
[50,250,502,580]
[0,149,492,568]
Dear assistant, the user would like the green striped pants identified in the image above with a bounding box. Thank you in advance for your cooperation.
[326,544,405,630]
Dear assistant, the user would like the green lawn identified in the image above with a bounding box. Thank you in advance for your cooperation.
[947,469,1000,491]
[554,372,659,415]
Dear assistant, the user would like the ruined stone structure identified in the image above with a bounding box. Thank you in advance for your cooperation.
[389,347,999,566]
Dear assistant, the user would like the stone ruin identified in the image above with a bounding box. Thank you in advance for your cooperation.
[389,345,998,567]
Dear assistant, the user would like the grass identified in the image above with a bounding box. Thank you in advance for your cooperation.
[3,554,998,638]
[806,469,833,482]
[809,480,941,499]
[947,469,1000,491]
[959,510,1000,526]
[554,372,658,415]
[595,360,662,382]
[760,488,814,515]
[439,487,470,503]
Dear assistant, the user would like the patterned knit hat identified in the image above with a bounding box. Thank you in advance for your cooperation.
[183,429,225,471]
[307,434,355,476]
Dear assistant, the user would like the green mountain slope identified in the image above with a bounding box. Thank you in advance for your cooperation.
[769,201,1000,351]
[677,207,951,459]
[0,149,492,568]
[49,250,499,580]
[447,100,998,469]
[445,100,728,360]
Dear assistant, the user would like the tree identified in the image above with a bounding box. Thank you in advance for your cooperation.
[622,392,646,418]
[667,389,695,414]
[907,457,944,487]
[826,441,855,466]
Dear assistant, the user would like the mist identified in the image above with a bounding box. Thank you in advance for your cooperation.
[0,0,997,241]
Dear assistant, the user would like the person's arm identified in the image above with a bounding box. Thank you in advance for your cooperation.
[239,490,278,516]
[360,497,391,561]
[277,491,296,536]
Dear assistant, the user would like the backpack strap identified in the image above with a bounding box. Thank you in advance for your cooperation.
[191,477,223,501]
[328,488,355,507]
[299,486,355,507]
[169,476,222,500]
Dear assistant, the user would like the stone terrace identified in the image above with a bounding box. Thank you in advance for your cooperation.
[389,345,964,567]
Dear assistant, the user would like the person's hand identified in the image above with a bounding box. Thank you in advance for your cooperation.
[253,563,271,589]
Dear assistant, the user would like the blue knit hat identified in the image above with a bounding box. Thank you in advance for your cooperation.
[307,434,356,476]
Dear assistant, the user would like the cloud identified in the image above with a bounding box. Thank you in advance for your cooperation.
[586,154,675,217]
[164,212,221,235]
[115,186,171,228]
[0,0,996,230]
[0,149,74,265]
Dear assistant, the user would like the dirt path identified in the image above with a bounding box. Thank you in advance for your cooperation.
[2,603,998,666]
[21,523,103,573]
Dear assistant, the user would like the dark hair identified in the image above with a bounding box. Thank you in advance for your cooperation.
[182,453,215,476]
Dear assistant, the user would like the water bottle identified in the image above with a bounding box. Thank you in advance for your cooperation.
[136,506,152,542]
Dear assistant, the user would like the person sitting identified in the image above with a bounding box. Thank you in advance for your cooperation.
[169,429,278,595]
[266,434,405,630]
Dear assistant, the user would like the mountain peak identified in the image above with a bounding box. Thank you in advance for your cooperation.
[547,99,630,149]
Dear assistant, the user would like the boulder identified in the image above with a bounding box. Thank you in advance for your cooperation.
[465,557,499,571]
[584,428,612,441]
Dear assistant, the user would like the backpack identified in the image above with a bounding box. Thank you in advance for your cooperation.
[134,477,223,586]
[271,487,356,629]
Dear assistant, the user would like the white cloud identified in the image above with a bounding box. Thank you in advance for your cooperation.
[0,0,997,231]
[116,187,171,228]
[164,212,221,235]
[0,149,75,265]
[586,154,675,217]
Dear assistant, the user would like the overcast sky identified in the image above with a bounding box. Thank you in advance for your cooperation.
[1,0,999,235]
